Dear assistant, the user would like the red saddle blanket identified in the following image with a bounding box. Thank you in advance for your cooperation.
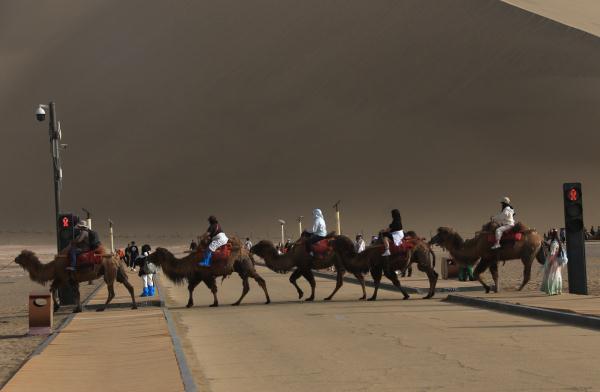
[311,239,333,259]
[76,250,104,266]
[212,243,232,263]
[389,237,417,256]
[487,230,523,244]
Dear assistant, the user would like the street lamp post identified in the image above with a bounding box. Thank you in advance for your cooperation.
[333,200,341,235]
[108,219,115,253]
[278,219,286,246]
[36,101,63,253]
[297,216,303,236]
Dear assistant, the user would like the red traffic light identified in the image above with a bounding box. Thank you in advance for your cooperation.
[62,217,70,228]
[568,188,578,201]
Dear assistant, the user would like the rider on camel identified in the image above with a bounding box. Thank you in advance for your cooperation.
[198,215,229,267]
[306,208,327,257]
[66,220,94,271]
[491,197,516,249]
[381,209,404,256]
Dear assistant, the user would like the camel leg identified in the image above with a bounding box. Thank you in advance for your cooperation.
[250,269,270,304]
[206,277,219,307]
[116,267,137,310]
[368,266,383,301]
[289,269,304,299]
[353,272,367,300]
[384,269,410,300]
[186,278,201,308]
[489,261,499,293]
[303,270,316,302]
[418,262,438,299]
[324,268,344,301]
[232,274,250,306]
[518,258,534,291]
[97,283,115,312]
[50,281,60,312]
[473,259,492,293]
[72,282,82,313]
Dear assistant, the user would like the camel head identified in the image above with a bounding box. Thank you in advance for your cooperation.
[146,247,173,266]
[429,227,463,250]
[250,240,277,259]
[14,250,38,268]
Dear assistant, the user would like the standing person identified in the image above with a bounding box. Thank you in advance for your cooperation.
[381,209,404,256]
[189,239,198,251]
[244,237,253,251]
[355,234,366,253]
[198,216,229,267]
[124,242,131,269]
[306,209,327,256]
[491,197,515,249]
[129,241,139,271]
[137,244,157,297]
[284,239,293,253]
[541,229,568,295]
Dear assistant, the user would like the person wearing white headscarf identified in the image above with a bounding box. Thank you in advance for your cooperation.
[491,197,515,249]
[306,208,327,256]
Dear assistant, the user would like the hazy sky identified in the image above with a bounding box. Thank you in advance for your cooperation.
[1,0,600,244]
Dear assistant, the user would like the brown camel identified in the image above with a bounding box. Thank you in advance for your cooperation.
[329,233,438,301]
[14,249,137,313]
[429,225,545,293]
[250,234,344,301]
[147,237,270,308]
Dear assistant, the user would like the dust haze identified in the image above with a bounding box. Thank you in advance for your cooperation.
[1,0,600,243]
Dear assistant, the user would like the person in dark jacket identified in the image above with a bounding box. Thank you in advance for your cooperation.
[129,241,139,271]
[66,220,94,271]
[198,216,229,267]
[381,209,404,256]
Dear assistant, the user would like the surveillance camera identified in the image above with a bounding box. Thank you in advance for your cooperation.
[35,106,46,122]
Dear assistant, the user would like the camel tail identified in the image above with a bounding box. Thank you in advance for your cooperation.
[536,245,546,265]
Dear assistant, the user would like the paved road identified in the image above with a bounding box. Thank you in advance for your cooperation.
[161,266,600,392]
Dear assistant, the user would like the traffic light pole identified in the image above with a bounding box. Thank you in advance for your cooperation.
[48,102,62,253]
[563,183,588,295]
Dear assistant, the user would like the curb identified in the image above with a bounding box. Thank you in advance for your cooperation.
[156,276,198,392]
[446,294,600,330]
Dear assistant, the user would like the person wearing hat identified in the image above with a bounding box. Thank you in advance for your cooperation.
[66,220,92,271]
[198,215,229,267]
[491,196,516,249]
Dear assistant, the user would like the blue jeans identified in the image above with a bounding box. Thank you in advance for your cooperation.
[70,248,83,269]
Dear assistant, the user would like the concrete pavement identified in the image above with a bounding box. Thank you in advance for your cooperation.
[161,265,600,392]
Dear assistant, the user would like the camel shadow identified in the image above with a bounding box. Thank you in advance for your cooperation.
[0,333,29,340]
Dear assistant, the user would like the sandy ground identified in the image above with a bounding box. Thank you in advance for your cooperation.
[0,245,100,387]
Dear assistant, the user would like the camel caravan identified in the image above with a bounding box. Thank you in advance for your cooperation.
[15,197,545,312]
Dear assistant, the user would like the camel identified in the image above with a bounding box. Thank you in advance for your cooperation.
[329,233,438,301]
[147,236,270,308]
[250,234,344,301]
[14,249,137,313]
[429,226,545,293]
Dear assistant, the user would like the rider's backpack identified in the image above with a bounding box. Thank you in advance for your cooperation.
[88,230,101,250]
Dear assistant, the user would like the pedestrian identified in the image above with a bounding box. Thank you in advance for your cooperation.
[284,239,293,253]
[137,244,157,297]
[244,237,253,250]
[124,242,131,268]
[189,239,198,251]
[129,241,139,271]
[370,235,378,245]
[355,234,366,253]
[541,229,568,295]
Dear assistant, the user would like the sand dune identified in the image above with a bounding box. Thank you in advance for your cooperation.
[1,1,600,240]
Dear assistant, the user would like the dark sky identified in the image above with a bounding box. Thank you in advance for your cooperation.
[1,0,600,244]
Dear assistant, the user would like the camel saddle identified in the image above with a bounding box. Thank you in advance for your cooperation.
[486,229,523,244]
[212,243,233,263]
[76,248,106,266]
[311,239,333,259]
[388,236,417,256]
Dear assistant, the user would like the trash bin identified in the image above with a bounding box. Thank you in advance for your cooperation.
[29,291,53,335]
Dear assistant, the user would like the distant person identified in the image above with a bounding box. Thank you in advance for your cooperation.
[559,228,566,243]
[137,244,157,297]
[189,239,198,251]
[370,235,378,245]
[124,242,132,268]
[541,229,567,295]
[129,241,139,271]
[244,237,253,250]
[355,234,366,253]
[198,215,228,267]
[590,226,596,236]
[306,209,327,256]
[381,209,404,256]
[491,197,515,249]
[284,239,293,253]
